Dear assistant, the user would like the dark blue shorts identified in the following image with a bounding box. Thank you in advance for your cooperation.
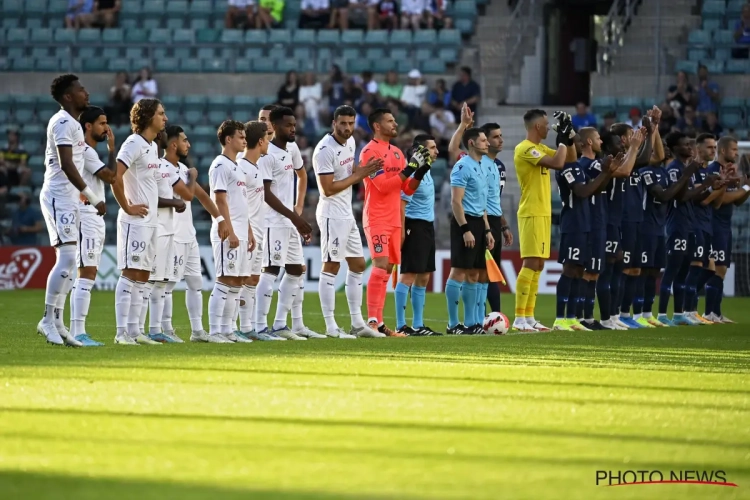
[641,234,666,269]
[586,229,606,273]
[605,224,621,256]
[558,232,589,267]
[621,222,641,268]
[711,228,732,267]
[667,232,691,257]
[690,230,711,264]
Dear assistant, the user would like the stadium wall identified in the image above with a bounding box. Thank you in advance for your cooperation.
[0,246,737,297]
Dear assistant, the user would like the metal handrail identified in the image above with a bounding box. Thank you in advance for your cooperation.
[597,0,637,76]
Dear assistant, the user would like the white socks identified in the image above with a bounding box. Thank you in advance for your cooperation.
[55,271,75,331]
[42,245,76,325]
[148,282,167,334]
[185,275,204,332]
[114,276,134,337]
[320,271,338,331]
[221,286,241,334]
[292,275,305,331]
[127,281,145,338]
[139,281,155,333]
[273,273,298,330]
[208,282,230,335]
[70,278,94,337]
[239,284,256,332]
[254,272,276,332]
[346,271,366,328]
[162,281,176,332]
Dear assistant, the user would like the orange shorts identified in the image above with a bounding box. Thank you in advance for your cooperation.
[364,225,401,264]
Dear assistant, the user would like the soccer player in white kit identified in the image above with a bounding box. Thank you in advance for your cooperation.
[206,120,256,343]
[111,98,166,345]
[254,106,316,340]
[37,74,105,347]
[314,106,385,338]
[68,106,118,346]
[157,126,230,342]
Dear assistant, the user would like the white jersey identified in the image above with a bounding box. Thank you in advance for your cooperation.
[313,134,356,220]
[80,145,107,215]
[172,160,196,244]
[43,109,86,202]
[237,151,266,234]
[263,142,303,228]
[155,159,178,236]
[209,154,249,240]
[116,134,160,227]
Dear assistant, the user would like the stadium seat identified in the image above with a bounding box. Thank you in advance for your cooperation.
[253,59,276,72]
[617,97,642,112]
[413,30,437,46]
[372,58,394,74]
[166,18,185,30]
[244,30,268,44]
[341,30,364,46]
[235,59,252,73]
[316,30,340,46]
[277,58,299,73]
[196,28,219,43]
[203,59,227,73]
[221,30,244,43]
[142,0,166,16]
[267,46,286,60]
[77,28,100,43]
[421,59,446,74]
[244,47,263,59]
[342,48,360,61]
[160,95,183,111]
[102,28,124,43]
[713,30,735,44]
[31,47,49,59]
[35,57,59,72]
[293,47,312,61]
[149,28,172,43]
[721,98,745,111]
[396,59,412,74]
[364,30,388,46]
[702,60,724,74]
[173,29,194,44]
[190,18,209,30]
[184,95,207,111]
[438,29,461,46]
[5,28,27,43]
[389,30,412,46]
[126,28,149,43]
[456,18,473,34]
[415,48,433,62]
[702,19,722,31]
[687,48,708,62]
[54,28,76,43]
[439,48,459,63]
[191,141,214,156]
[157,59,181,72]
[293,29,315,45]
[180,59,202,72]
[124,47,144,60]
[715,48,731,61]
[7,47,25,59]
[207,95,232,108]
[453,0,478,19]
[701,0,726,18]
[13,95,36,109]
[54,47,72,59]
[82,58,107,72]
[166,0,188,15]
[687,30,711,45]
[728,0,744,16]
[197,47,216,60]
[143,19,163,31]
[26,18,44,30]
[108,59,133,72]
[3,0,23,15]
[725,59,749,74]
[153,47,169,60]
[268,29,292,45]
[675,60,697,74]
[346,59,369,74]
[30,28,53,43]
[365,48,386,60]
[183,110,204,126]
[190,125,215,142]
[721,112,743,128]
[14,108,35,121]
[207,109,228,123]
[189,0,212,15]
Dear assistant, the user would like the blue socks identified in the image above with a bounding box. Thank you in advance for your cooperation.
[643,274,657,315]
[411,285,426,328]
[584,279,596,320]
[632,274,645,316]
[394,282,409,329]
[476,282,489,322]
[445,279,462,327]
[487,282,501,312]
[461,282,478,326]
[684,265,703,312]
[566,278,579,319]
[673,260,690,314]
[704,274,722,316]
[610,261,624,317]
[620,275,637,316]
[659,254,682,315]
[597,265,612,320]
[556,274,572,318]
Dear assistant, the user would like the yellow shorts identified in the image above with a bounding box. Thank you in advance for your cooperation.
[518,216,551,259]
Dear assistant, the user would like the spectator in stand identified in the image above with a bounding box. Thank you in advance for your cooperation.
[66,0,94,29]
[386,99,409,132]
[341,78,363,107]
[299,0,330,29]
[701,111,724,137]
[299,72,323,131]
[429,101,456,147]
[328,0,350,29]
[450,66,481,116]
[226,0,255,28]
[426,0,452,29]
[347,0,379,30]
[355,101,373,138]
[296,134,313,173]
[10,193,43,246]
[401,69,428,110]
[0,130,31,193]
[427,78,451,109]
[376,0,399,29]
[571,101,596,131]
[358,71,379,98]
[401,0,426,30]
[733,4,750,59]
[379,70,403,100]
[258,0,284,28]
[676,105,702,137]
[131,67,158,104]
[598,111,616,136]
[696,64,721,117]
[325,64,346,117]
[666,71,693,117]
[105,71,131,126]
[657,102,677,136]
[277,71,300,110]
[295,104,318,140]
[626,107,642,129]
[93,0,120,27]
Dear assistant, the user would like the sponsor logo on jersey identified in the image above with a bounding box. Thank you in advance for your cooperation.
[148,163,159,169]
[284,164,294,170]
[339,157,354,166]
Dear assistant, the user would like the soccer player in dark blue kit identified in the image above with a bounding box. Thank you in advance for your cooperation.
[657,132,714,325]
[553,144,618,331]
[705,136,749,323]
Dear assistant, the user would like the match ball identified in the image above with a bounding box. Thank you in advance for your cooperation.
[483,312,509,335]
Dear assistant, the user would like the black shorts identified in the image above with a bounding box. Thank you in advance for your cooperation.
[711,228,732,267]
[450,215,486,270]
[586,229,606,273]
[641,234,666,269]
[558,232,589,267]
[690,229,711,264]
[606,224,621,256]
[621,222,641,268]
[487,215,503,264]
[401,218,436,274]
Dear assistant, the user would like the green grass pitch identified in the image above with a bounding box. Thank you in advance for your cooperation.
[0,289,748,499]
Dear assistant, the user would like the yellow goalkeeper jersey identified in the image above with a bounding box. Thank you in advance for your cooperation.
[514,139,557,218]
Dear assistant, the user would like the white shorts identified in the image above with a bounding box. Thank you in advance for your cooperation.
[77,211,105,268]
[213,239,250,278]
[262,226,304,267]
[249,226,265,276]
[318,217,363,262]
[40,191,79,246]
[173,239,202,281]
[117,221,158,271]
[149,234,176,281]
[228,0,254,7]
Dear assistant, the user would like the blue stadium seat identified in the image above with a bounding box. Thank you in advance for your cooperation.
[675,60,697,74]
[180,59,202,72]
[183,111,204,126]
[30,28,53,43]
[728,0,744,16]
[25,18,44,30]
[617,97,642,112]
[365,30,388,46]
[415,48,433,61]
[235,59,252,73]
[244,47,263,59]
[438,29,461,46]
[293,29,316,45]
[268,46,287,60]
[166,0,188,15]
[292,47,312,61]
[688,48,708,62]
[208,95,232,108]
[108,59,133,72]
[372,58,393,74]
[253,59,276,72]
[142,0,166,16]
[157,59,180,72]
[702,19,722,31]
[687,30,711,45]
[396,59,412,74]
[124,47,144,60]
[77,46,98,58]
[268,29,291,44]
[184,95,207,111]
[54,28,76,43]
[456,18,473,34]
[82,58,107,72]
[390,48,408,60]
[453,0,477,19]
[121,0,142,13]
[702,60,724,74]
[413,30,437,45]
[203,59,226,73]
[346,59,369,74]
[316,30,340,45]
[721,98,744,112]
[439,48,459,63]
[197,47,216,60]
[166,18,185,30]
[715,48,731,61]
[191,125,215,142]
[208,107,229,122]
[713,30,735,44]
[725,60,749,74]
[244,30,268,44]
[149,28,172,43]
[191,141,215,156]
[341,30,364,45]
[54,46,71,59]
[2,16,19,30]
[196,29,219,43]
[5,28,27,43]
[126,28,149,43]
[389,30,412,46]
[591,96,617,110]
[232,96,257,107]
[160,95,182,112]
[173,29,194,43]
[31,47,49,58]
[190,18,209,30]
[7,47,25,59]
[3,0,23,15]
[421,59,446,74]
[701,0,726,18]
[77,28,100,43]
[35,57,60,72]
[189,0,212,15]
[277,58,298,73]
[365,48,386,60]
[341,47,359,61]
[102,28,124,43]
[153,47,169,60]
[221,30,244,43]
[720,111,743,128]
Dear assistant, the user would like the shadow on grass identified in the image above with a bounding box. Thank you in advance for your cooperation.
[0,470,391,500]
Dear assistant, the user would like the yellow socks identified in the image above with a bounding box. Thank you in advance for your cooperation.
[515,267,534,317]
[525,270,542,317]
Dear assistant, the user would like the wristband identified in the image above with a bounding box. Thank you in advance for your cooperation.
[413,164,430,181]
[81,186,103,207]
[743,185,750,193]
[484,229,492,235]
[215,215,225,223]
[500,226,510,232]
[401,166,416,178]
[460,224,471,234]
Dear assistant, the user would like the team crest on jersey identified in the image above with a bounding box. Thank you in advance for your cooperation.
[394,152,400,159]
[531,149,541,158]
[63,226,71,235]
[133,255,140,263]
[273,252,281,261]
[374,244,383,253]
[88,251,94,260]
[228,261,235,271]
[331,248,338,257]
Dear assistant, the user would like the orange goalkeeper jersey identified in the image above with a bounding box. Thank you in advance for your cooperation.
[360,139,406,228]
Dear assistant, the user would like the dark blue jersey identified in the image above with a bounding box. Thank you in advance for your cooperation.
[497,158,507,199]
[640,165,668,236]
[666,159,695,236]
[708,161,734,231]
[691,165,714,235]
[607,178,624,227]
[622,170,645,223]
[579,156,607,230]
[556,162,591,233]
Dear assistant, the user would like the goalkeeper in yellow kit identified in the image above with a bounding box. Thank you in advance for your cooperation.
[512,110,578,332]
